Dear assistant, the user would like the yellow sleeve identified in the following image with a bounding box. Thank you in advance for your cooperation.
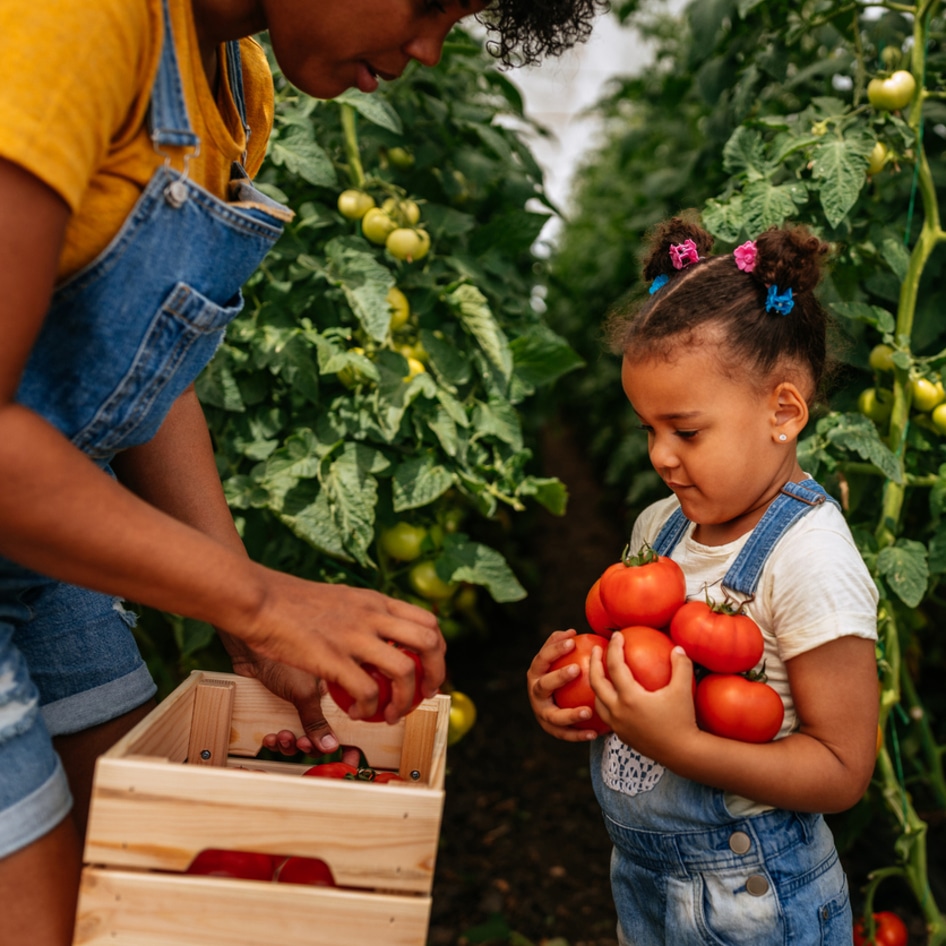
[0,0,158,213]
[240,37,275,178]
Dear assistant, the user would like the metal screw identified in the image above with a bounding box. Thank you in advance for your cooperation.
[410,770,421,781]
[200,749,212,760]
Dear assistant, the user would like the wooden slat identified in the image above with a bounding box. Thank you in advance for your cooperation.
[186,681,234,766]
[74,868,431,946]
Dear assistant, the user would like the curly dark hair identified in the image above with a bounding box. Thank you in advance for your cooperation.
[606,214,836,400]
[478,0,610,67]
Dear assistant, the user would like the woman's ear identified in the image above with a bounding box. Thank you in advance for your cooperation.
[770,381,809,443]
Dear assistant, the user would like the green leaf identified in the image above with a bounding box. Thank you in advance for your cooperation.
[448,284,513,385]
[472,396,523,450]
[927,524,946,575]
[810,136,871,228]
[279,486,351,562]
[722,127,768,180]
[829,301,895,333]
[740,179,806,234]
[268,125,337,187]
[438,534,526,603]
[518,476,568,516]
[878,235,911,282]
[323,237,395,343]
[333,89,403,134]
[392,454,455,511]
[825,413,902,483]
[510,324,585,389]
[197,349,245,412]
[876,540,928,607]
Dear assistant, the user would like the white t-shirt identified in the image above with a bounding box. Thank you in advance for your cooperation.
[616,491,879,814]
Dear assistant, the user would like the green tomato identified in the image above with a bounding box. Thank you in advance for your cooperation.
[867,141,888,176]
[361,207,397,245]
[867,70,916,111]
[337,189,375,220]
[337,346,370,389]
[382,197,421,227]
[911,377,945,412]
[858,387,893,424]
[387,287,411,331]
[403,357,426,381]
[868,343,896,373]
[409,561,457,601]
[931,403,946,435]
[387,147,415,169]
[447,690,477,745]
[379,522,427,561]
[386,227,430,262]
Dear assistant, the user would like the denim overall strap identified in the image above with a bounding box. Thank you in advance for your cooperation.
[652,507,689,557]
[722,479,839,597]
[149,0,200,154]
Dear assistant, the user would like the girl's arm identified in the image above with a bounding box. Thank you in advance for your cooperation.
[0,157,443,722]
[590,632,878,813]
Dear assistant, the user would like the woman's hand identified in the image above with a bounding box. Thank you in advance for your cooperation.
[589,632,698,760]
[526,629,600,742]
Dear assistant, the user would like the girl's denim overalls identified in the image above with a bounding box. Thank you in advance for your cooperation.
[592,480,854,945]
[0,0,290,857]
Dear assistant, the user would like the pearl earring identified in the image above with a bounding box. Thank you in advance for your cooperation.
[778,433,788,442]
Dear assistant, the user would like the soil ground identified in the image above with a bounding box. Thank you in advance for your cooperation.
[426,423,943,946]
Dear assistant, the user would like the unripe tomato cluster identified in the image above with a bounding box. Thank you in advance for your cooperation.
[552,544,783,742]
[337,189,431,262]
[862,344,946,434]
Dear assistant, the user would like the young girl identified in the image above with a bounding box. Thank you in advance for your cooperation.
[0,1,603,943]
[527,217,879,945]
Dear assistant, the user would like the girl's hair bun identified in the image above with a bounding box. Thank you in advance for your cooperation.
[642,214,715,281]
[751,225,830,295]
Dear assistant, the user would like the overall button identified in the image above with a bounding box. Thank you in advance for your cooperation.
[728,831,751,855]
[746,874,769,897]
[164,180,189,208]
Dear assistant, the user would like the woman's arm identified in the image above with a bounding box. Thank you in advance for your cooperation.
[590,632,878,813]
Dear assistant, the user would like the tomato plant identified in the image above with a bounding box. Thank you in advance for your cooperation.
[694,673,783,743]
[619,625,675,692]
[275,856,336,887]
[549,632,612,734]
[186,849,279,881]
[853,911,909,946]
[867,70,917,111]
[597,545,686,629]
[669,598,764,673]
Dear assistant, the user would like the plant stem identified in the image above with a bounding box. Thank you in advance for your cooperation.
[340,103,366,189]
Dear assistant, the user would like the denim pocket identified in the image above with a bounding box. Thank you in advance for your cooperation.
[73,282,242,457]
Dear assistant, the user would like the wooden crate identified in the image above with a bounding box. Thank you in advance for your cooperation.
[72,670,450,946]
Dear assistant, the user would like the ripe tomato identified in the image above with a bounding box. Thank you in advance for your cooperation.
[695,674,784,742]
[379,521,427,561]
[303,761,360,778]
[584,578,615,637]
[186,849,279,881]
[867,70,916,111]
[853,911,909,946]
[597,547,686,630]
[549,632,612,734]
[337,189,375,220]
[669,600,764,673]
[619,626,675,691]
[275,856,336,887]
[326,664,393,723]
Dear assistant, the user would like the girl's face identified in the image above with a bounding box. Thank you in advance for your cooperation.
[261,0,487,100]
[621,343,807,546]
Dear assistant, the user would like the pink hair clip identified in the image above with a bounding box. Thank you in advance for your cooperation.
[733,240,758,273]
[669,239,700,270]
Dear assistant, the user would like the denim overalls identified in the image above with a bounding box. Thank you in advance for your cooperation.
[0,0,290,858]
[591,480,854,945]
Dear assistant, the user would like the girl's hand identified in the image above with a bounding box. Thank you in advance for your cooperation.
[526,629,600,742]
[588,632,699,759]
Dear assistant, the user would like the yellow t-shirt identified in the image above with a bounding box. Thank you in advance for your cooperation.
[0,0,274,279]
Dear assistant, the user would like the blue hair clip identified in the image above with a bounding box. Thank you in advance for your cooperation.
[765,284,794,316]
[649,274,669,295]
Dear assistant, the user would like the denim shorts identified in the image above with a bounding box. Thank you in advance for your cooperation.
[0,561,156,858]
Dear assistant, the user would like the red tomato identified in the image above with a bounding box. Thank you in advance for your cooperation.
[303,761,359,779]
[597,547,686,629]
[369,770,407,783]
[326,645,424,722]
[853,911,909,946]
[669,600,764,673]
[550,632,612,735]
[584,578,615,637]
[695,674,784,742]
[275,856,336,887]
[619,625,675,691]
[185,849,279,881]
